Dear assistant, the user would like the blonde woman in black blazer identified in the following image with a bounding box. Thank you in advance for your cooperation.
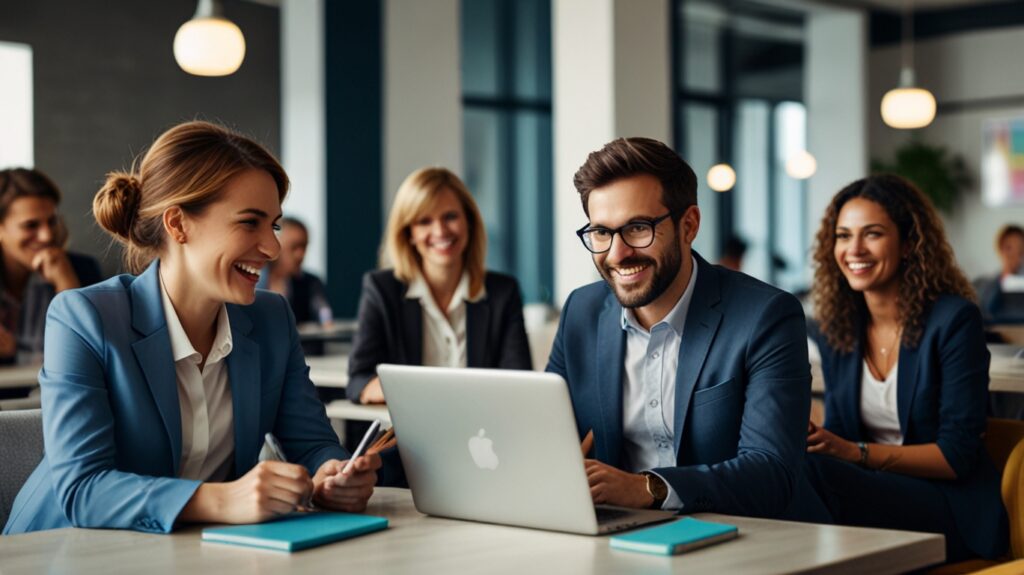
[348,168,531,404]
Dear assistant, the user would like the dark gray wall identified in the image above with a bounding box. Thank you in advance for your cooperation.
[0,0,281,276]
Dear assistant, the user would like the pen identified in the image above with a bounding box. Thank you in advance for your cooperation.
[263,432,314,510]
[341,419,382,476]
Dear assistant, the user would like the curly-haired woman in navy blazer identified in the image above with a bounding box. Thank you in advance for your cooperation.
[805,174,1008,562]
[348,167,531,405]
[4,122,379,534]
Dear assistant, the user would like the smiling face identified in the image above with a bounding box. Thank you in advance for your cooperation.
[833,197,904,296]
[0,197,62,272]
[408,188,469,273]
[176,168,282,306]
[586,174,695,310]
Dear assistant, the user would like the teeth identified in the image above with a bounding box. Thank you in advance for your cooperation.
[615,265,647,276]
[847,262,874,270]
[433,239,454,248]
[235,263,260,276]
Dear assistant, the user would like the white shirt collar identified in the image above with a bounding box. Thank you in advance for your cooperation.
[622,255,698,336]
[405,270,485,311]
[159,273,233,365]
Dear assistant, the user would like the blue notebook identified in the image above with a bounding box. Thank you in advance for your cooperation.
[202,512,388,552]
[610,517,738,556]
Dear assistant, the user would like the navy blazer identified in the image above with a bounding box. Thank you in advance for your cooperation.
[817,295,1008,558]
[4,261,347,534]
[546,254,811,517]
[347,269,532,403]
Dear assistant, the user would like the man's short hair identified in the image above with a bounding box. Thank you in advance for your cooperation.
[997,224,1024,249]
[573,137,697,220]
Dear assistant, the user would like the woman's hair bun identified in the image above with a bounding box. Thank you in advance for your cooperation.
[93,171,143,243]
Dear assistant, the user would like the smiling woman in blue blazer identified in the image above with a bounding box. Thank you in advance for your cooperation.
[4,121,380,535]
[347,167,531,405]
[806,175,1008,562]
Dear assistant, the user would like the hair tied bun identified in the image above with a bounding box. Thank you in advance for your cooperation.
[97,171,143,241]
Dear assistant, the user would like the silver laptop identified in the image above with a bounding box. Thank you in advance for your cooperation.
[377,364,676,535]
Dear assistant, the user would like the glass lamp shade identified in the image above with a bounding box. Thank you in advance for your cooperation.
[785,150,817,180]
[173,17,246,77]
[880,87,936,129]
[707,164,736,192]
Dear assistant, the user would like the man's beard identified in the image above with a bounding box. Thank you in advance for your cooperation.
[598,240,683,309]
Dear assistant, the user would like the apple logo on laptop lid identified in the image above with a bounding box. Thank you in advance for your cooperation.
[468,428,499,470]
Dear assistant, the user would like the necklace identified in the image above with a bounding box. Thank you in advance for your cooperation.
[866,324,901,380]
[874,326,901,356]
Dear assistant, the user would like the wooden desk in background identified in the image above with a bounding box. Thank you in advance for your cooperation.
[0,488,944,575]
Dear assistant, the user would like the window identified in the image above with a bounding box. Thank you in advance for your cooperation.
[675,0,809,290]
[0,41,33,169]
[461,0,553,304]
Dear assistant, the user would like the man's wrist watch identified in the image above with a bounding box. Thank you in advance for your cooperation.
[640,472,668,508]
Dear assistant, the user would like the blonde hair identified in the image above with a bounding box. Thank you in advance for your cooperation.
[94,121,288,273]
[382,167,487,298]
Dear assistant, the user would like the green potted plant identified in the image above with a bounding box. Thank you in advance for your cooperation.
[871,138,971,213]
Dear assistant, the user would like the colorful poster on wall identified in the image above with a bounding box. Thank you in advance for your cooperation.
[982,116,1024,206]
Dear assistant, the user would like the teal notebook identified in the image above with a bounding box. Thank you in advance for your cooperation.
[610,517,738,556]
[202,512,388,552]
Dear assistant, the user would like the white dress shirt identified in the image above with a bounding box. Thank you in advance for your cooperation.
[621,256,698,510]
[160,276,235,482]
[405,271,485,368]
[860,360,904,445]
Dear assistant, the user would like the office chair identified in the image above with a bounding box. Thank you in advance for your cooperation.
[930,418,1024,575]
[0,409,44,528]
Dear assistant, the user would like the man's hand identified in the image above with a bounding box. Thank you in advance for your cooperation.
[312,453,382,512]
[584,459,654,508]
[359,377,386,404]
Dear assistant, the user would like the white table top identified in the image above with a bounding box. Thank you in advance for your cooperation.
[324,400,390,425]
[0,488,944,575]
[0,363,41,390]
[304,354,348,389]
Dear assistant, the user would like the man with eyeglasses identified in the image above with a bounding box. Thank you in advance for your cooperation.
[546,137,824,521]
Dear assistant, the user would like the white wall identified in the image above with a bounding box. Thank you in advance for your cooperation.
[383,0,462,210]
[869,26,1024,280]
[281,0,326,276]
[806,8,868,281]
[552,0,671,307]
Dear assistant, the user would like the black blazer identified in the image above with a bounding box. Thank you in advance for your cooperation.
[816,295,1008,559]
[347,269,532,403]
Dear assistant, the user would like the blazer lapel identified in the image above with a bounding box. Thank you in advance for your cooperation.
[896,343,920,437]
[837,344,866,441]
[226,305,261,474]
[595,294,625,465]
[466,300,489,367]
[673,256,722,454]
[129,261,183,475]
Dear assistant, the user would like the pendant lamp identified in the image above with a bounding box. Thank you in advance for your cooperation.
[174,0,246,77]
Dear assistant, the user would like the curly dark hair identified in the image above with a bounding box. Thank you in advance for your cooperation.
[811,174,975,353]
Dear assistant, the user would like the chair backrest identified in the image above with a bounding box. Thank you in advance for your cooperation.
[986,418,1024,560]
[0,409,44,528]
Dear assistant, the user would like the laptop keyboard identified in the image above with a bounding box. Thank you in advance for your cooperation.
[595,507,632,524]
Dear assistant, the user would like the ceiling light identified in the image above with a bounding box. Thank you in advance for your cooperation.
[785,151,817,180]
[174,0,246,77]
[707,164,736,192]
[881,0,935,129]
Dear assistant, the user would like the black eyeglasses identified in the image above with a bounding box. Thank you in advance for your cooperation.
[576,213,674,254]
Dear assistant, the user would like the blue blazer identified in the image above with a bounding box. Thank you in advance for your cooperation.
[3,261,347,535]
[546,254,811,517]
[817,295,1008,559]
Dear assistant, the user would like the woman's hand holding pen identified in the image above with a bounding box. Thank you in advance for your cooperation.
[312,454,382,512]
[179,461,314,524]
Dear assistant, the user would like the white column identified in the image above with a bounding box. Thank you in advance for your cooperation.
[553,0,671,307]
[383,0,462,209]
[281,0,326,276]
[805,9,867,278]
